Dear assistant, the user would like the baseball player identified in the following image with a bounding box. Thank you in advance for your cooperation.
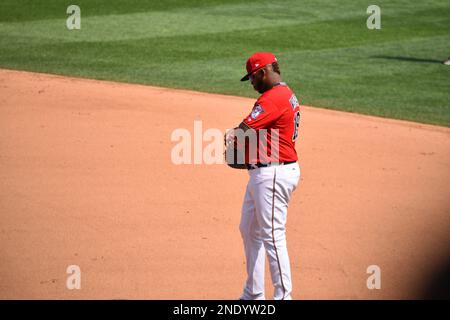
[226,52,301,300]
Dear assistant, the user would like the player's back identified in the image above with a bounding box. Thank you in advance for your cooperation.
[257,83,300,162]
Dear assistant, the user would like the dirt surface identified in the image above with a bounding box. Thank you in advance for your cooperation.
[1,69,449,299]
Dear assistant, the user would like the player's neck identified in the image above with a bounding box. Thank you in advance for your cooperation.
[264,76,284,92]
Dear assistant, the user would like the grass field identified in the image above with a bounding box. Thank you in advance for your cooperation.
[0,0,449,126]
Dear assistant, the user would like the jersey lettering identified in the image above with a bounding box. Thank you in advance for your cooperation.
[292,111,300,142]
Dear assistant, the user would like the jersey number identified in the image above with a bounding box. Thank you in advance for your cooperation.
[292,111,300,142]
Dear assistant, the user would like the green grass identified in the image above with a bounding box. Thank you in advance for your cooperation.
[1,0,449,126]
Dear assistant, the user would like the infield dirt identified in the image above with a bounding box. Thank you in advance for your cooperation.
[1,69,449,299]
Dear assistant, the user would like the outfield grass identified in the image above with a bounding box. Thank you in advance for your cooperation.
[0,0,449,126]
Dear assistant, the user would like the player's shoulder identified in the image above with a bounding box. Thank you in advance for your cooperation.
[258,84,295,106]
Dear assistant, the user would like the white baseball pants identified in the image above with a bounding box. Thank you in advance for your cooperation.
[239,162,300,300]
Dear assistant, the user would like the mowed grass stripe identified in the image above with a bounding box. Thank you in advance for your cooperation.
[0,11,302,43]
[0,0,248,22]
[0,1,398,43]
[1,13,447,64]
[4,0,436,23]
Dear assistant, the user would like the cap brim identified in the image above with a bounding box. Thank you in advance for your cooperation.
[240,74,250,81]
[241,64,267,81]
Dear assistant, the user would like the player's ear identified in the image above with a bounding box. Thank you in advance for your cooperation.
[261,67,268,78]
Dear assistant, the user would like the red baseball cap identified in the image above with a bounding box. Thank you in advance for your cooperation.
[240,52,278,81]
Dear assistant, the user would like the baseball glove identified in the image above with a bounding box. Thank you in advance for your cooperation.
[224,128,247,169]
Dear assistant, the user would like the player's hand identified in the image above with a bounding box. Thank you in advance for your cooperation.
[224,129,236,146]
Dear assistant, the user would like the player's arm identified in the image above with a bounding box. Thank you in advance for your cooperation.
[238,121,251,132]
[225,122,251,146]
[228,99,277,142]
[241,98,280,131]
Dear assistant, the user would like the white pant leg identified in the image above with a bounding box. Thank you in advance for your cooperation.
[250,163,300,300]
[239,182,266,300]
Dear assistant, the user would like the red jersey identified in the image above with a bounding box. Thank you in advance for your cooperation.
[242,83,300,164]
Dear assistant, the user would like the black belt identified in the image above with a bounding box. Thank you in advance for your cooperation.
[246,161,296,170]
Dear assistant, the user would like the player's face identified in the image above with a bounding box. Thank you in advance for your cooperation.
[249,69,266,94]
[249,69,263,93]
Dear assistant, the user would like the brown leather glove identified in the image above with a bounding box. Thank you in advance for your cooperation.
[224,128,247,169]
